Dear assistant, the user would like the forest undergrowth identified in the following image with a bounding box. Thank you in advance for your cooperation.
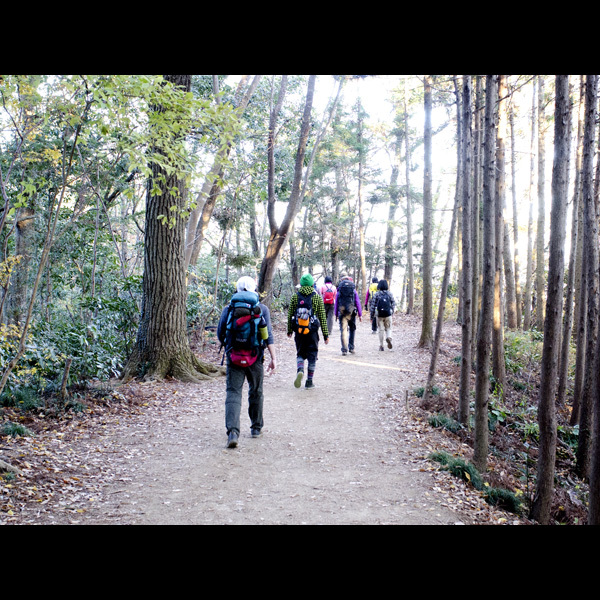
[412,320,588,525]
[0,311,590,525]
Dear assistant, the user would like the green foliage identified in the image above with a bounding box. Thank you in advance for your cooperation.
[428,413,463,434]
[558,424,578,449]
[504,329,543,375]
[34,295,137,383]
[484,487,522,514]
[488,396,509,431]
[413,385,439,398]
[0,325,61,396]
[429,451,484,489]
[186,259,236,330]
[515,420,540,442]
[0,385,42,411]
[1,421,34,438]
[429,450,523,515]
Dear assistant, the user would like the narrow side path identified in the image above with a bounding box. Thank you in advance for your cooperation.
[76,316,474,525]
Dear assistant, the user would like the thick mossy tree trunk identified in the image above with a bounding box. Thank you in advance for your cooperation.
[122,74,224,383]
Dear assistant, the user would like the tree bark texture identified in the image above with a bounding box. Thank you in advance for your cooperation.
[535,76,546,330]
[474,75,497,472]
[530,75,571,524]
[122,75,224,383]
[492,75,507,397]
[404,82,415,315]
[576,74,599,479]
[558,76,584,407]
[523,77,537,331]
[471,76,483,359]
[8,207,35,326]
[459,75,473,425]
[418,76,433,348]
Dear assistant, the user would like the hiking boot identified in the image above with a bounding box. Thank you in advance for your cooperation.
[379,346,384,351]
[294,370,304,388]
[305,379,314,389]
[227,431,239,448]
[250,428,262,438]
[386,337,393,349]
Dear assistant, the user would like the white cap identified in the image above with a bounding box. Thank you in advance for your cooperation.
[236,276,257,293]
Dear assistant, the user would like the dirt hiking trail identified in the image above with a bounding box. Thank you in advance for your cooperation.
[42,314,490,526]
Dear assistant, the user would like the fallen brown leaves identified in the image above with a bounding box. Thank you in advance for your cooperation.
[0,388,144,524]
[1,312,587,525]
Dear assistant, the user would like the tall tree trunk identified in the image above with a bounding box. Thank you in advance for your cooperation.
[558,76,585,407]
[331,159,344,281]
[471,76,483,359]
[576,74,599,479]
[357,102,368,299]
[418,76,433,348]
[459,75,473,425]
[523,77,537,331]
[589,134,600,524]
[492,75,507,398]
[530,75,571,524]
[509,104,522,329]
[474,75,497,473]
[404,82,415,314]
[535,75,547,330]
[503,217,517,329]
[455,76,464,326]
[384,165,400,282]
[122,75,223,383]
[571,165,587,425]
[258,76,315,305]
[8,207,35,326]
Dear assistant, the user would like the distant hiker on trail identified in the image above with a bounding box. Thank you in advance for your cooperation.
[370,278,395,352]
[365,276,379,334]
[318,275,337,335]
[335,275,362,356]
[288,273,329,389]
[217,276,276,449]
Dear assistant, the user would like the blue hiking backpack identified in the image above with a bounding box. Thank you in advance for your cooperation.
[222,291,267,367]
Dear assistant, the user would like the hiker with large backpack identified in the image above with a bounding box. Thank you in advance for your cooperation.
[318,275,337,334]
[370,278,396,351]
[365,276,379,334]
[217,276,276,448]
[287,273,329,389]
[334,275,362,356]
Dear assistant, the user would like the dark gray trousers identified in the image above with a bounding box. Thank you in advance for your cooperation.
[225,357,264,436]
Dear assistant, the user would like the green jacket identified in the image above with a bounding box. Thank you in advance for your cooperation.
[288,286,329,338]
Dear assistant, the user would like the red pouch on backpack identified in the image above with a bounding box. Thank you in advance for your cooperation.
[229,349,258,367]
